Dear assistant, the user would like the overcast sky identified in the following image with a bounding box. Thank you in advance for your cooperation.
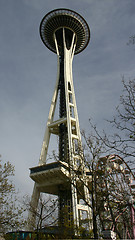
[0,0,135,196]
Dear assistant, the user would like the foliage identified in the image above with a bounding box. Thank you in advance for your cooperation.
[0,156,26,234]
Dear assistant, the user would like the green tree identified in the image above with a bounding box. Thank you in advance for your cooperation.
[0,156,26,234]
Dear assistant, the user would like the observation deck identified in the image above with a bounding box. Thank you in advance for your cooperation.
[30,161,92,195]
[30,161,70,195]
[40,8,90,54]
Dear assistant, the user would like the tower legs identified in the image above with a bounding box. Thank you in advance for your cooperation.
[28,27,92,236]
[27,183,40,230]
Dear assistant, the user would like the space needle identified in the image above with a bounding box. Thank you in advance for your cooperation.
[28,8,91,235]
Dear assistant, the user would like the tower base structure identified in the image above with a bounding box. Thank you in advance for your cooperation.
[28,9,92,236]
[29,161,92,235]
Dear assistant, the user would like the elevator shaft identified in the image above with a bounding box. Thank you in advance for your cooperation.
[58,55,69,163]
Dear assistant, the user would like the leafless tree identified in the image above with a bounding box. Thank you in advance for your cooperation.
[95,154,135,239]
[89,78,135,168]
[73,133,135,239]
[25,193,58,231]
[127,35,135,45]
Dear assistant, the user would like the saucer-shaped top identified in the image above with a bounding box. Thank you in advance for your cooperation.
[40,8,90,55]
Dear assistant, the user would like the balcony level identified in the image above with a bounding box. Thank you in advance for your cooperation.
[30,161,71,195]
[30,161,92,195]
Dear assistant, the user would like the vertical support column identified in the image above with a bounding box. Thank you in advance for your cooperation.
[38,59,60,165]
[63,29,80,233]
[27,183,40,230]
[28,55,60,230]
[83,182,93,230]
[63,28,92,234]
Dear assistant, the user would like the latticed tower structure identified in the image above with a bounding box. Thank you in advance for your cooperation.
[28,9,91,234]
